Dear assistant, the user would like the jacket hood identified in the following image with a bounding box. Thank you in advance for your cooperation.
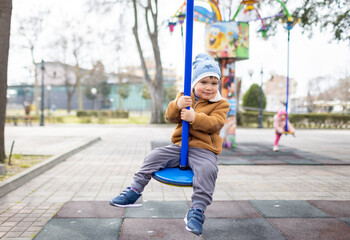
[277,109,287,117]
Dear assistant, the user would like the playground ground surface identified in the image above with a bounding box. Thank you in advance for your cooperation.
[0,124,349,239]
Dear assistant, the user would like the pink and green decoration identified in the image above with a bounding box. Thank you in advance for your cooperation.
[168,0,298,149]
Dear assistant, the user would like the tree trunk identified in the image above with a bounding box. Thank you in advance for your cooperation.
[65,86,76,113]
[0,0,12,162]
[149,85,164,123]
[74,54,83,110]
[67,93,73,113]
[132,0,164,123]
[31,47,39,115]
[64,66,77,113]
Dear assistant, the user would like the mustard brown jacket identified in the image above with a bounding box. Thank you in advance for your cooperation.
[165,92,229,155]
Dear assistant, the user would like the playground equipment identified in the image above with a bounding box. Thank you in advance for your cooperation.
[232,0,299,133]
[167,0,298,147]
[153,0,195,187]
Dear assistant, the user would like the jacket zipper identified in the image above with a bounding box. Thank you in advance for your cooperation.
[193,99,204,110]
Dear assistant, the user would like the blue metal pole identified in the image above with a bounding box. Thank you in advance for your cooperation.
[180,0,194,169]
[285,30,290,132]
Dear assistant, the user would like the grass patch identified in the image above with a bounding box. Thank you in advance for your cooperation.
[6,109,151,125]
[0,154,51,182]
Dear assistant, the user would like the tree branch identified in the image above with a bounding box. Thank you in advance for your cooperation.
[132,0,151,86]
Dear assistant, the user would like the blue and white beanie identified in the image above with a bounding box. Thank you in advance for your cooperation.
[192,53,222,102]
[192,53,221,87]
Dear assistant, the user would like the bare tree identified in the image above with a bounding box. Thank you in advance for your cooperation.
[17,11,48,115]
[91,0,165,123]
[102,13,126,111]
[84,61,108,109]
[53,20,91,112]
[72,32,88,111]
[133,0,164,123]
[306,74,350,113]
[289,0,350,43]
[324,74,350,113]
[0,0,12,162]
[55,37,77,113]
[307,76,335,101]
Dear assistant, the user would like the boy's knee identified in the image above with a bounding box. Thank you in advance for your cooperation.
[200,165,218,179]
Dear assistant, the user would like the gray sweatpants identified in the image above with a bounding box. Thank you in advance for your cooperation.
[131,144,218,211]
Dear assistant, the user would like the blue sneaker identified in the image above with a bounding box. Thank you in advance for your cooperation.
[109,187,142,208]
[184,208,205,236]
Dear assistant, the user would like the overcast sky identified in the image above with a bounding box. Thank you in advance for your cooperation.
[8,0,350,97]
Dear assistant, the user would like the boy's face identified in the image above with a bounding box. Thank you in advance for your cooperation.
[194,77,219,100]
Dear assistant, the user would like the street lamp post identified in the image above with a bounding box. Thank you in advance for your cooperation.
[91,88,97,110]
[248,69,254,82]
[40,60,45,126]
[258,67,264,128]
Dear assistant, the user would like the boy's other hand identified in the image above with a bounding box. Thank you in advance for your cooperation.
[177,96,192,109]
[181,108,195,122]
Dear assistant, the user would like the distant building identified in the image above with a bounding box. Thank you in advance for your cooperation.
[7,60,178,111]
[263,75,297,112]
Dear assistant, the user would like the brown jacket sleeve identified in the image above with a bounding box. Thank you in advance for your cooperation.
[165,92,183,124]
[190,100,229,134]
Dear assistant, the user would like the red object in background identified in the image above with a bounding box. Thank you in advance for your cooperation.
[168,22,176,33]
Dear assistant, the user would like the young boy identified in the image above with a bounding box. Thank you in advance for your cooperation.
[109,53,229,236]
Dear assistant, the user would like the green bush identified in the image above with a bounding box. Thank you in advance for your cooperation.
[238,111,350,128]
[239,111,274,127]
[242,84,266,109]
[115,111,129,118]
[79,117,92,124]
[77,110,130,118]
[77,111,98,117]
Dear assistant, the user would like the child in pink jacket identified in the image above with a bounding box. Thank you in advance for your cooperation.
[273,109,295,151]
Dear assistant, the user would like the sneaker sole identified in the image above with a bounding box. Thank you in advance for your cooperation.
[109,202,142,208]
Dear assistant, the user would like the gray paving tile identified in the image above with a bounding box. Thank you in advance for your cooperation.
[205,201,262,218]
[282,158,321,165]
[203,218,286,240]
[265,151,292,156]
[249,200,331,218]
[33,218,122,240]
[151,141,172,150]
[120,219,199,240]
[247,156,276,160]
[125,201,190,218]
[218,157,253,165]
[340,218,350,226]
[312,158,348,164]
[220,149,236,156]
[269,218,350,240]
[308,200,350,217]
[250,159,287,165]
[151,141,348,165]
[54,201,125,218]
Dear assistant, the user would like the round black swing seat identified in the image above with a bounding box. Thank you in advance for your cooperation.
[153,168,194,187]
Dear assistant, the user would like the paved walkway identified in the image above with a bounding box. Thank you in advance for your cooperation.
[0,125,349,239]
